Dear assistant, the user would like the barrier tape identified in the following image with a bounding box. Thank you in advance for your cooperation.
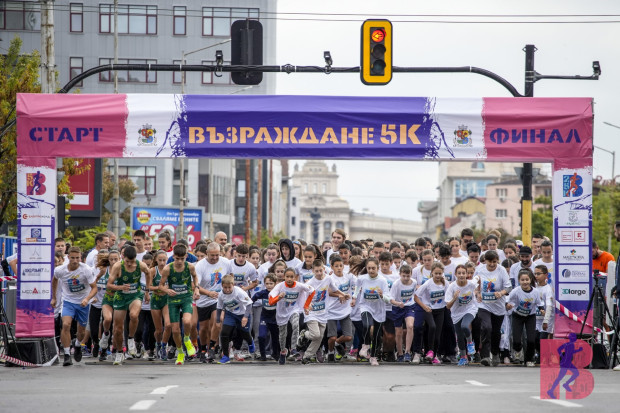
[555,300,613,336]
[0,275,17,281]
[0,351,58,367]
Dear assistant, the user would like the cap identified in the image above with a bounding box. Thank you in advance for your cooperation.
[519,246,532,255]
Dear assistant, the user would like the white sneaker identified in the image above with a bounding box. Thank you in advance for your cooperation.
[411,353,421,365]
[113,352,123,365]
[613,364,620,371]
[99,334,109,350]
[359,344,370,359]
[128,338,138,357]
[526,361,536,367]
[369,357,379,366]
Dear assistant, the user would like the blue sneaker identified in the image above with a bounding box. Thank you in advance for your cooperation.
[278,351,287,365]
[404,353,412,363]
[160,344,167,361]
[458,357,469,366]
[248,340,255,354]
[218,355,231,364]
[397,354,405,363]
[467,342,476,355]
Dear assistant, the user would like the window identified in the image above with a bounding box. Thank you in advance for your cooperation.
[202,7,259,36]
[300,221,306,240]
[336,221,345,229]
[292,197,296,207]
[99,4,157,34]
[471,161,485,171]
[0,1,41,30]
[544,188,551,197]
[291,217,296,226]
[454,179,494,199]
[303,184,308,194]
[495,209,507,219]
[236,207,245,222]
[518,188,524,198]
[496,188,507,198]
[322,183,327,194]
[99,58,157,83]
[172,59,183,84]
[70,3,83,32]
[70,57,83,87]
[173,6,186,35]
[313,183,317,194]
[201,60,232,84]
[107,165,156,196]
[237,179,246,197]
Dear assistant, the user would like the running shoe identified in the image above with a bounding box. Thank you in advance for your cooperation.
[99,334,109,350]
[113,352,123,365]
[248,340,255,354]
[491,353,500,367]
[63,354,72,366]
[296,330,310,351]
[81,344,92,358]
[259,355,267,361]
[424,350,434,363]
[316,350,325,363]
[467,342,476,355]
[458,357,469,366]
[176,352,185,365]
[473,353,481,363]
[327,353,336,363]
[432,357,441,365]
[218,355,231,364]
[526,361,536,367]
[278,351,287,365]
[234,351,245,362]
[160,344,168,361]
[147,350,155,361]
[128,338,138,358]
[411,353,421,365]
[514,350,523,364]
[359,344,370,359]
[444,355,458,365]
[99,348,107,362]
[199,351,207,363]
[397,354,405,363]
[73,344,82,362]
[369,357,379,366]
[504,357,512,365]
[287,349,300,361]
[357,354,369,363]
[335,343,345,360]
[183,337,196,357]
[403,353,412,363]
[301,356,311,365]
[480,357,491,366]
[167,346,176,360]
[207,348,215,363]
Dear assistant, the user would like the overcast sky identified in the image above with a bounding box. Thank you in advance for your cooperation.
[275,0,620,221]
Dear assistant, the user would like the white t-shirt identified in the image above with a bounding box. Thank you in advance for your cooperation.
[533,259,555,285]
[508,286,542,317]
[54,263,95,305]
[450,255,469,267]
[482,249,506,263]
[257,260,276,279]
[536,283,555,333]
[269,281,314,326]
[459,249,468,257]
[217,286,253,316]
[295,263,315,283]
[305,276,339,324]
[509,261,537,288]
[92,268,109,309]
[446,280,478,323]
[413,266,432,287]
[136,251,148,261]
[195,258,231,307]
[415,279,447,309]
[229,260,258,288]
[390,279,417,308]
[475,265,512,316]
[354,274,392,322]
[327,273,355,320]
[442,261,457,283]
[285,257,302,269]
[85,248,99,269]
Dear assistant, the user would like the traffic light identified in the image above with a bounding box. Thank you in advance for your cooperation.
[231,19,263,85]
[361,19,392,85]
[57,195,70,235]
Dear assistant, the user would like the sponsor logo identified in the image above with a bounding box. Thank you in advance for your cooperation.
[558,246,588,264]
[558,283,589,301]
[26,171,46,195]
[25,227,47,243]
[540,335,594,400]
[489,128,582,145]
[138,124,157,146]
[29,127,102,142]
[20,282,51,300]
[560,229,587,244]
[453,125,472,147]
[560,268,589,281]
[560,210,589,227]
[136,210,151,224]
[20,264,52,281]
[563,173,583,197]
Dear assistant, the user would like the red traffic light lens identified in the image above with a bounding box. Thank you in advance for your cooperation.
[371,29,385,42]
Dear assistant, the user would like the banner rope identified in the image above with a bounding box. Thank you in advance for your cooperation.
[555,300,614,336]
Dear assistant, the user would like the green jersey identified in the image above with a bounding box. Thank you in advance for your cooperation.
[117,260,142,295]
[168,262,192,299]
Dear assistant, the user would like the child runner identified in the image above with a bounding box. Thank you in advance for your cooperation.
[97,250,120,361]
[474,250,511,367]
[378,251,399,362]
[414,262,447,365]
[148,250,172,361]
[533,240,555,285]
[326,255,355,362]
[251,273,280,360]
[296,245,321,283]
[534,265,555,354]
[215,275,255,364]
[298,260,349,364]
[280,238,302,268]
[506,268,543,367]
[438,244,458,364]
[352,257,399,366]
[269,267,314,364]
[390,264,417,362]
[446,264,478,366]
[158,244,200,365]
[338,243,352,273]
[90,250,109,360]
[447,237,469,266]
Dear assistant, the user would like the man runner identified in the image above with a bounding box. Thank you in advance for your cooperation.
[158,244,200,365]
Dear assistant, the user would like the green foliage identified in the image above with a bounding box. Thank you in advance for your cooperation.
[532,195,553,241]
[592,185,620,254]
[101,159,138,224]
[68,222,132,251]
[251,230,288,248]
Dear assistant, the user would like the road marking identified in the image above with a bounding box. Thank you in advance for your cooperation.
[531,396,583,408]
[465,380,489,387]
[129,400,156,411]
[150,385,179,395]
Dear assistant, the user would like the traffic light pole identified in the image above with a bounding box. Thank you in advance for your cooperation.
[522,44,536,247]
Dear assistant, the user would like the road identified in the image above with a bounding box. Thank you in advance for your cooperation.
[1,358,618,412]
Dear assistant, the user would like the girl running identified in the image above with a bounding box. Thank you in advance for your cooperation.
[446,264,478,366]
[414,262,447,365]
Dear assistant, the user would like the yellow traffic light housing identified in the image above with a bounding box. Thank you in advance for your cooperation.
[361,19,392,85]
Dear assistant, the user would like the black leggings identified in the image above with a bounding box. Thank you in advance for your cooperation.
[88,306,102,353]
[361,312,383,357]
[352,320,364,352]
[221,324,253,357]
[135,310,155,351]
[425,308,445,354]
[439,308,456,356]
[512,313,536,362]
[478,308,504,358]
[258,321,280,358]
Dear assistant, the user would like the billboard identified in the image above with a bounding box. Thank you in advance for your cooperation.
[130,206,204,249]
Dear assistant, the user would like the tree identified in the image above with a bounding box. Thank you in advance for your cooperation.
[592,185,620,254]
[100,159,138,225]
[532,195,553,241]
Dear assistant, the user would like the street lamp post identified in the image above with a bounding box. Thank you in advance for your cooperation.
[598,121,618,252]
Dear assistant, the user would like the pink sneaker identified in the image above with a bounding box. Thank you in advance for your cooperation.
[425,350,434,362]
[432,357,441,365]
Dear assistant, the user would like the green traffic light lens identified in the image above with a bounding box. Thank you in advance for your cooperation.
[371,59,386,75]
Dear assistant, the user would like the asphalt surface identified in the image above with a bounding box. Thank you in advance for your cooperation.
[1,357,619,412]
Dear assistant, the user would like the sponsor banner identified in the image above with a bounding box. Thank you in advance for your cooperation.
[558,265,590,283]
[558,283,590,301]
[558,228,589,245]
[17,94,592,161]
[20,263,53,281]
[557,246,589,264]
[131,206,204,249]
[20,282,52,300]
[16,157,55,338]
[20,226,52,244]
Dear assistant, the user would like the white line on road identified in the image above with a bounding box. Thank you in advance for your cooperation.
[150,385,179,395]
[129,400,157,411]
[465,380,489,387]
[531,396,583,408]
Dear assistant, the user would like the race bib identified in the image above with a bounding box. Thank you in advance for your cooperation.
[363,289,380,300]
[68,281,85,293]
[122,282,138,294]
[458,293,473,305]
[430,290,444,305]
[481,292,497,302]
[171,283,188,294]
